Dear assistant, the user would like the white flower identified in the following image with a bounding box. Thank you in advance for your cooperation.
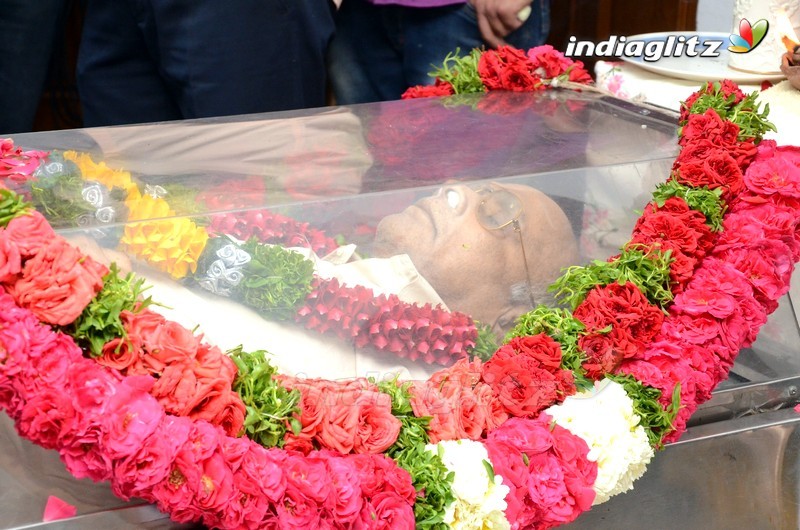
[425,439,511,529]
[545,379,654,505]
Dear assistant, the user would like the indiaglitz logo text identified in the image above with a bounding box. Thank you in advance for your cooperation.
[565,18,770,61]
[565,34,724,62]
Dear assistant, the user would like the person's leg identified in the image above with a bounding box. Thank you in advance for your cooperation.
[77,0,181,126]
[402,0,550,88]
[149,0,335,118]
[328,0,407,104]
[0,0,68,134]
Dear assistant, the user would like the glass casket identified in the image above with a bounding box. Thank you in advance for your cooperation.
[2,88,800,529]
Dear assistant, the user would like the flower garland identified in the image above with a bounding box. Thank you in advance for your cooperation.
[30,151,484,367]
[1,79,799,529]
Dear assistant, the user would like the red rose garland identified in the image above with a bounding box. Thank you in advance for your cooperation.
[0,79,799,528]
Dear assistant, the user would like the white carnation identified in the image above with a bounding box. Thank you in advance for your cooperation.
[425,439,511,529]
[545,379,654,505]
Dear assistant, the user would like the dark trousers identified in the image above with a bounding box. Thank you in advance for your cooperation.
[77,0,335,127]
[0,0,69,134]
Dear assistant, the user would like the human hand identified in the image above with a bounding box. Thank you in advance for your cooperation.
[469,0,534,48]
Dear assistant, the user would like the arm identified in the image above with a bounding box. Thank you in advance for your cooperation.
[469,0,534,48]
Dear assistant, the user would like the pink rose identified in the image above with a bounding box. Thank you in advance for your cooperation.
[15,387,76,450]
[232,447,287,528]
[356,492,415,530]
[10,237,108,326]
[324,456,364,524]
[284,452,332,505]
[102,375,165,460]
[0,229,21,283]
[112,414,193,502]
[353,392,401,454]
[59,422,113,482]
[3,210,56,258]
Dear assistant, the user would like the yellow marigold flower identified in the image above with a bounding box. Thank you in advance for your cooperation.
[63,151,136,195]
[121,217,209,279]
[121,192,208,279]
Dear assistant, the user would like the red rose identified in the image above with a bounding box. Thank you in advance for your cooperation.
[401,79,455,99]
[188,383,246,438]
[577,333,622,379]
[679,108,739,146]
[481,334,576,417]
[478,46,541,91]
[636,197,715,257]
[675,148,744,201]
[409,382,460,443]
[143,318,202,366]
[573,283,664,374]
[96,336,144,374]
[10,237,107,326]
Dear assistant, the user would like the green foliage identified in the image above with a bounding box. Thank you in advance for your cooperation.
[377,378,432,456]
[70,263,152,357]
[683,83,775,141]
[550,246,674,311]
[376,378,453,529]
[606,373,680,449]
[230,347,301,445]
[469,322,500,362]
[652,177,726,231]
[234,239,315,320]
[393,443,455,530]
[506,306,591,390]
[428,48,486,94]
[0,188,32,226]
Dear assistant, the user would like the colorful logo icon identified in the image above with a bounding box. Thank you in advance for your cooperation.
[728,18,770,53]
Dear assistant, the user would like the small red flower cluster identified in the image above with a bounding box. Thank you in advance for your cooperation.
[402,44,592,100]
[296,276,477,366]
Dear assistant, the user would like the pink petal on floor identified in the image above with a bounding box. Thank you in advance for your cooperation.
[43,495,77,522]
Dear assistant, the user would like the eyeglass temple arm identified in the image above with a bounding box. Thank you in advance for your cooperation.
[512,219,536,308]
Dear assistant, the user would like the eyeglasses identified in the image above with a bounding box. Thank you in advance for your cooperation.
[475,185,536,309]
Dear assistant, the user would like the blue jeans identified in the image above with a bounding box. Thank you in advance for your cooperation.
[77,0,335,127]
[328,0,550,104]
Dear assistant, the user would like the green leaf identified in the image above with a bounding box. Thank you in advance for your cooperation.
[0,188,32,227]
[69,263,153,357]
[606,373,679,449]
[549,246,674,311]
[428,48,486,94]
[469,322,500,361]
[652,176,726,231]
[230,347,301,446]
